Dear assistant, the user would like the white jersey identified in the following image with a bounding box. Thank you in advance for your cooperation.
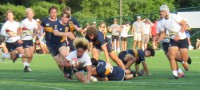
[160,13,186,39]
[0,20,20,43]
[143,23,152,35]
[20,18,38,40]
[66,50,92,67]
[120,25,129,37]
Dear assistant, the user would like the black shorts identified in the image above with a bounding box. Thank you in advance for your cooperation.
[6,41,22,52]
[49,42,68,57]
[169,38,189,49]
[94,42,112,52]
[36,50,43,54]
[22,40,33,48]
[112,35,119,42]
[162,42,169,53]
[118,51,127,65]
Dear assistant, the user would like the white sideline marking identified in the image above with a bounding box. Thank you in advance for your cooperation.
[0,83,66,90]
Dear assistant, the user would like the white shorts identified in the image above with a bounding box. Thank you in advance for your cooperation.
[134,33,141,41]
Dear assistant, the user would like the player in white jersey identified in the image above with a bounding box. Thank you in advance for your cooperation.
[0,10,28,63]
[156,5,190,79]
[56,38,92,83]
[19,8,38,72]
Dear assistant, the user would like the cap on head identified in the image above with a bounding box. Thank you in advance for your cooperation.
[137,16,141,19]
[160,5,169,14]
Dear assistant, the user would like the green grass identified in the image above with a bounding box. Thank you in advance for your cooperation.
[0,50,200,90]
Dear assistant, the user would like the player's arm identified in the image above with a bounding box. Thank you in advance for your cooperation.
[98,77,108,81]
[156,30,166,43]
[53,30,75,40]
[85,65,92,82]
[142,61,149,75]
[101,44,111,64]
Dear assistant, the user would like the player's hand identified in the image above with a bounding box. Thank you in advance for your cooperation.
[17,39,23,44]
[8,32,16,37]
[84,80,90,84]
[66,32,75,40]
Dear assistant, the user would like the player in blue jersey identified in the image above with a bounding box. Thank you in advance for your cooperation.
[91,58,133,81]
[41,6,59,52]
[62,6,82,51]
[51,11,75,79]
[118,48,155,75]
[85,27,125,69]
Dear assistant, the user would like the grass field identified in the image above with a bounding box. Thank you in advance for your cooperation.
[0,50,200,90]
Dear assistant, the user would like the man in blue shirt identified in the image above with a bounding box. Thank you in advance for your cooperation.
[118,48,155,75]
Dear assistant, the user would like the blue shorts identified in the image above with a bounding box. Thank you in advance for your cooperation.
[107,66,125,81]
[118,51,128,64]
[162,42,169,53]
[169,38,189,49]
[48,42,68,57]
[6,41,22,52]
[94,42,112,52]
[22,40,33,48]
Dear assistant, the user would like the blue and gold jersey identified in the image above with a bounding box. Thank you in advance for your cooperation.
[96,60,125,81]
[41,17,58,43]
[66,17,80,34]
[127,49,145,64]
[86,31,109,47]
[51,20,69,44]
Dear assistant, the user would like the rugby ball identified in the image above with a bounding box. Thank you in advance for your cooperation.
[90,76,98,82]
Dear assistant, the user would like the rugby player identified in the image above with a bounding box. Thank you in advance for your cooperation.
[0,10,28,64]
[85,27,125,69]
[118,48,155,75]
[58,38,92,83]
[157,5,190,79]
[19,8,38,72]
[91,58,133,81]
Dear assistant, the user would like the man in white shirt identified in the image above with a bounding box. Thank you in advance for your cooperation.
[157,5,190,79]
[56,38,92,83]
[132,16,143,49]
[19,8,38,72]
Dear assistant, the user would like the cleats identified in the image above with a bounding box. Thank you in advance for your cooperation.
[168,75,178,79]
[24,66,32,72]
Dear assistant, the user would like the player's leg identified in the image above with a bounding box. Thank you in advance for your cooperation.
[168,46,179,79]
[107,42,125,69]
[123,54,137,69]
[92,47,100,61]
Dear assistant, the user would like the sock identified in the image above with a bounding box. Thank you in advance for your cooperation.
[19,54,23,58]
[178,68,183,73]
[172,70,178,77]
[26,63,30,66]
[23,62,27,67]
[181,61,185,64]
